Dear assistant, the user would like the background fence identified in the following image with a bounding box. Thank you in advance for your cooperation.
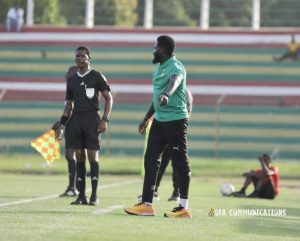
[1,0,300,29]
[1,29,300,160]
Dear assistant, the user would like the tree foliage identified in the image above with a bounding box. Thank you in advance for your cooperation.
[261,0,300,27]
[60,0,138,26]
[1,0,300,28]
[94,0,116,25]
[115,0,138,26]
[34,0,66,25]
[60,0,85,25]
[154,0,197,26]
[94,0,137,26]
[136,0,300,28]
[210,0,252,27]
[136,0,199,27]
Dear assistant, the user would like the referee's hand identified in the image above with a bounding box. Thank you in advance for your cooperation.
[55,124,64,141]
[97,120,108,133]
[51,121,60,131]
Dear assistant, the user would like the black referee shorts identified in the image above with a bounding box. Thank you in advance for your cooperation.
[65,111,101,150]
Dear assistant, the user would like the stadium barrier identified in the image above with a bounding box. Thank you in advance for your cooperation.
[1,29,300,159]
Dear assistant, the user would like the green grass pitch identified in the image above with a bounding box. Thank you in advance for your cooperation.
[0,155,299,241]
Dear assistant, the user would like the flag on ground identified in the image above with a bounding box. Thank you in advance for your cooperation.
[31,129,61,165]
[141,117,153,177]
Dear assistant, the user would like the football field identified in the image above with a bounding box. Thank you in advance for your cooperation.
[0,156,299,241]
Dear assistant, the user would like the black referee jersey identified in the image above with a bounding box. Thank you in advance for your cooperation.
[66,69,111,113]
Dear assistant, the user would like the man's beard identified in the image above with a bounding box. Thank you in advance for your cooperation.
[152,55,160,64]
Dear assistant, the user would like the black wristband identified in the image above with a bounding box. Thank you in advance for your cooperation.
[59,115,68,126]
[144,114,153,121]
[102,116,109,122]
[164,92,170,98]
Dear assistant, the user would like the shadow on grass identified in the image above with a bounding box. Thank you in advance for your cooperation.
[0,208,93,215]
[0,169,65,175]
[0,169,139,176]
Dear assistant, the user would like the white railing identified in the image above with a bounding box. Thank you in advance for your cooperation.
[24,0,263,30]
[1,82,300,96]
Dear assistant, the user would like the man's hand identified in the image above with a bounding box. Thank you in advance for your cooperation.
[159,93,169,106]
[138,119,149,135]
[55,124,64,141]
[51,121,60,131]
[97,120,108,133]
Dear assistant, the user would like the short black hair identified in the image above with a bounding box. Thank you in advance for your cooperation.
[261,153,271,161]
[262,153,271,159]
[75,46,91,59]
[157,35,175,56]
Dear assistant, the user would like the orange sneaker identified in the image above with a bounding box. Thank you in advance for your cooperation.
[164,205,192,218]
[124,202,155,216]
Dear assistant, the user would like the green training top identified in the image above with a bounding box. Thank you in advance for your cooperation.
[152,55,188,122]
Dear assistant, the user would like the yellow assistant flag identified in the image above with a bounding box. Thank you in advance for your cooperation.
[30,129,61,165]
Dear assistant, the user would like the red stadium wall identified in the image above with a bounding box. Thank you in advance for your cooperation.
[1,26,300,105]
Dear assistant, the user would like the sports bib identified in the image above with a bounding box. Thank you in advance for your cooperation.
[86,88,95,99]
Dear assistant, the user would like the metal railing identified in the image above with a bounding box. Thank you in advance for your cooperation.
[3,0,300,30]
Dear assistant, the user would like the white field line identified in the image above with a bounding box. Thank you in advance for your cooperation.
[93,205,124,215]
[0,178,140,208]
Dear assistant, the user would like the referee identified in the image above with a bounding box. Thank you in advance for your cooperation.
[55,46,113,206]
[124,36,192,218]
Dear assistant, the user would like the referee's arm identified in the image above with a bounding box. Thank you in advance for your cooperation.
[100,90,113,121]
[97,90,113,134]
[55,100,73,141]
